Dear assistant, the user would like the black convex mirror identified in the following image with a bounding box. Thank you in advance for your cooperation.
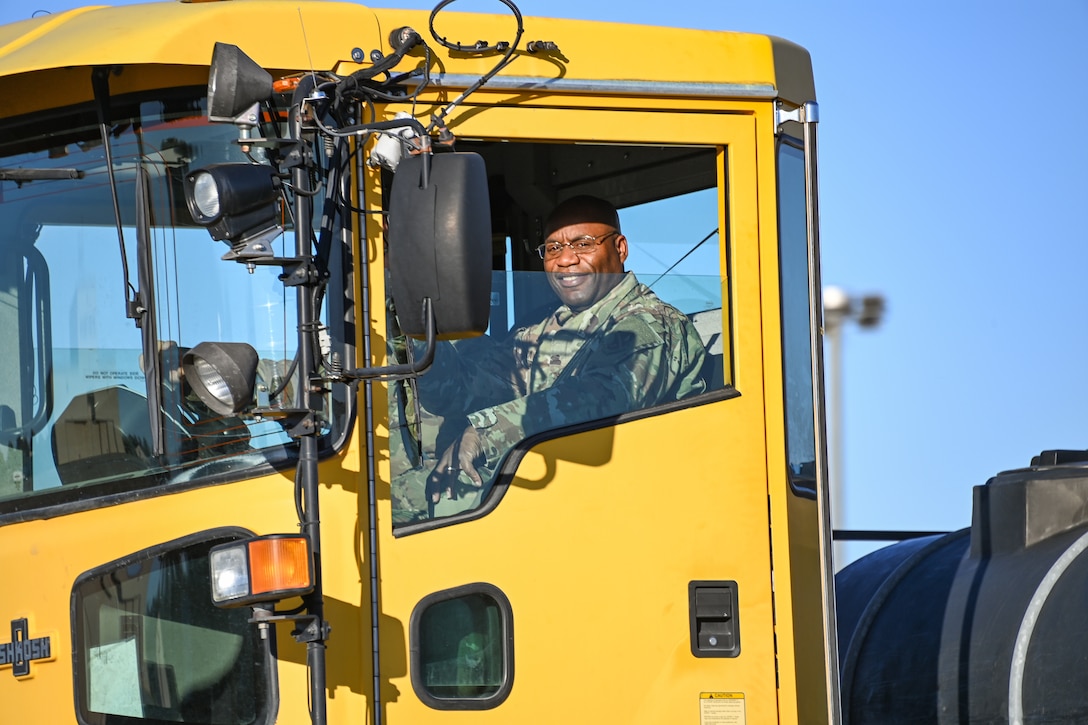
[387,152,492,338]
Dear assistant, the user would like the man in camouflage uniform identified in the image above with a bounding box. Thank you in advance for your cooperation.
[391,195,706,522]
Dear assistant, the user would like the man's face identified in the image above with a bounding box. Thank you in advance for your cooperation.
[543,221,628,312]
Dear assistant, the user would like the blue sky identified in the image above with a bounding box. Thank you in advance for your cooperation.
[6,0,1087,564]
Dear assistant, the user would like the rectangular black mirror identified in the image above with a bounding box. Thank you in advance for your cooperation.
[387,152,492,339]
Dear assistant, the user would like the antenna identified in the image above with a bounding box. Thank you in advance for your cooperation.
[297,8,324,101]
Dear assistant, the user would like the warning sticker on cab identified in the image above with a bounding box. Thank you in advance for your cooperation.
[699,692,745,724]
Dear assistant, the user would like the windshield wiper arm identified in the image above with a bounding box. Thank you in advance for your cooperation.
[0,168,84,181]
[91,65,140,321]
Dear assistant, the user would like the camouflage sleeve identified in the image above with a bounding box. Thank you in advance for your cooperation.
[411,335,522,417]
[466,312,706,466]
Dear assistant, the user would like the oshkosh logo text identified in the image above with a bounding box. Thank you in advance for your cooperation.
[0,619,53,678]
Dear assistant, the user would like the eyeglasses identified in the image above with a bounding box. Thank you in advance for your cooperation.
[535,231,619,260]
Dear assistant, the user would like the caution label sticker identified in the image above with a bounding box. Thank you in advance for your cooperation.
[699,692,745,725]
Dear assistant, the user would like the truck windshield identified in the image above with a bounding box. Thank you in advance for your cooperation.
[0,88,344,512]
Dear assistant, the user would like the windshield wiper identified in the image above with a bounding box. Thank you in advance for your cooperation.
[90,67,167,457]
[91,66,140,322]
[0,168,84,181]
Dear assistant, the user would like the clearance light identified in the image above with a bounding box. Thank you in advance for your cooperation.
[210,535,314,608]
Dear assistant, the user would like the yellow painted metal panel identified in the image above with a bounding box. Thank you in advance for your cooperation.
[0,459,372,724]
[0,1,384,76]
[0,1,783,86]
[378,405,779,723]
[0,1,808,106]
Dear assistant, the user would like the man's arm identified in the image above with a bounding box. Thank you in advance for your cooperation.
[463,312,706,474]
[411,334,522,416]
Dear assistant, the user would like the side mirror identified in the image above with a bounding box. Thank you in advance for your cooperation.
[387,153,492,339]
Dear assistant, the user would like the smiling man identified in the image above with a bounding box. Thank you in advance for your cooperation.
[393,195,708,519]
[541,195,629,312]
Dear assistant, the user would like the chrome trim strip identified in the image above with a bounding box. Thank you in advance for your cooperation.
[799,100,843,725]
[407,74,778,99]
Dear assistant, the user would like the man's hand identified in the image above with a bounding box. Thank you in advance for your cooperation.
[427,425,486,502]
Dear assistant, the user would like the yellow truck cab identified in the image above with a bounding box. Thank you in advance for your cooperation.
[0,1,837,722]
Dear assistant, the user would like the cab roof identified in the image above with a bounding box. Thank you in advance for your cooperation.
[0,0,814,113]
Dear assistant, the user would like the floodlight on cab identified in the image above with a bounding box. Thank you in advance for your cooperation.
[207,42,274,134]
[183,163,283,264]
[181,341,260,416]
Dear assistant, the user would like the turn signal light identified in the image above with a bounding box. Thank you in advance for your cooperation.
[210,535,313,607]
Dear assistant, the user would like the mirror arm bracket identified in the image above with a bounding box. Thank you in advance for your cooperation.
[340,298,437,381]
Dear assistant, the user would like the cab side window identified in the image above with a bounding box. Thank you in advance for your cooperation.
[389,141,727,528]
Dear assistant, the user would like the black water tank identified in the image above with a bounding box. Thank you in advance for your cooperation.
[836,463,1088,724]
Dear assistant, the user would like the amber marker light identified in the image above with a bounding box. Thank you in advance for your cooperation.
[210,535,314,608]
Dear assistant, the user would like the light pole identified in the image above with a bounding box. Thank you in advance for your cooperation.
[823,286,885,568]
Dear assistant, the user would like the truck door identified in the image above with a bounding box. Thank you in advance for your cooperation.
[374,105,779,723]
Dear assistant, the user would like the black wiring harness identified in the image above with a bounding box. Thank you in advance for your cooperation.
[296,0,558,154]
[247,0,559,390]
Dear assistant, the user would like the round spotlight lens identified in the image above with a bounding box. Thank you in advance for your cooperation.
[192,357,234,406]
[192,172,221,219]
[182,342,260,416]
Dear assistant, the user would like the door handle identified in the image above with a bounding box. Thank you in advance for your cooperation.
[689,580,740,657]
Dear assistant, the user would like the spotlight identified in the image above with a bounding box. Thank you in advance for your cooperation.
[207,42,274,128]
[184,163,282,261]
[181,341,259,416]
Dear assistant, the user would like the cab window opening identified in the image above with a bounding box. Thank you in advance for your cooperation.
[71,530,274,725]
[776,137,818,495]
[388,140,729,527]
